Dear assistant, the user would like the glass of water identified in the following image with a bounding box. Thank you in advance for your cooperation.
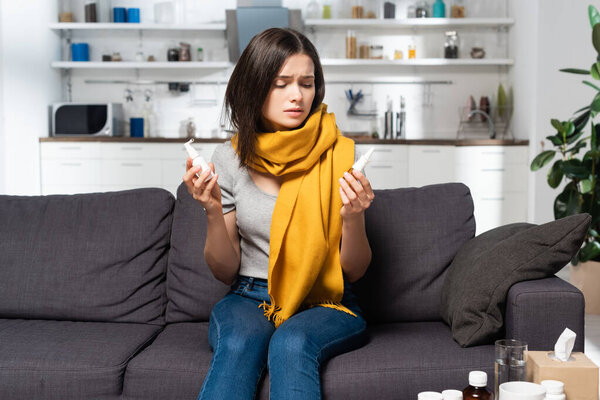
[494,339,528,399]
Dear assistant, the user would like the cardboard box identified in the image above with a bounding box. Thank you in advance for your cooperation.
[526,351,598,400]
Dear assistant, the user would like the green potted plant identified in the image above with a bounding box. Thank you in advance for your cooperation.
[530,4,600,312]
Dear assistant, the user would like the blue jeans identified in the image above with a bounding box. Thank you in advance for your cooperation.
[198,275,368,400]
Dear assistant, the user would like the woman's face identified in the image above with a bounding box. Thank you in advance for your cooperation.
[261,53,316,131]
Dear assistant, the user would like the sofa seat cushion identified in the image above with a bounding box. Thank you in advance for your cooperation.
[0,319,161,400]
[123,321,493,400]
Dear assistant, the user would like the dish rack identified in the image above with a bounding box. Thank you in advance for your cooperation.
[456,106,513,140]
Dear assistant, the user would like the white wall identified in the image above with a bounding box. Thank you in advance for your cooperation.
[0,0,61,195]
[517,0,596,224]
[0,1,5,193]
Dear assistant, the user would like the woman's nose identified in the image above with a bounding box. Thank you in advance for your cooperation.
[289,84,302,102]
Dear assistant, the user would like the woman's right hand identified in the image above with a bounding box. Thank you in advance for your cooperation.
[183,158,222,214]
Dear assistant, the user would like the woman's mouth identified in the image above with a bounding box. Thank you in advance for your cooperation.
[285,108,304,118]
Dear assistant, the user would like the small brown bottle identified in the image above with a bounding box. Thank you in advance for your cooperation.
[463,371,493,400]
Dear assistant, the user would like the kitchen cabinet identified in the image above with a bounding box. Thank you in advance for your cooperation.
[40,141,217,196]
[40,140,527,235]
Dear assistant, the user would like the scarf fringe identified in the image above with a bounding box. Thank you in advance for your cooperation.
[309,300,358,318]
[259,300,357,328]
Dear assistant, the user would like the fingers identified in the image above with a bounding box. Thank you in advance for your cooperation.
[342,171,370,203]
[351,170,375,202]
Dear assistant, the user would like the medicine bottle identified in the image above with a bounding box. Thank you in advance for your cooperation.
[541,380,565,400]
[463,371,492,400]
[417,392,443,400]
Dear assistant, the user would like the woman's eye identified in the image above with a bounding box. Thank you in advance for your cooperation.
[274,83,286,88]
[302,84,314,88]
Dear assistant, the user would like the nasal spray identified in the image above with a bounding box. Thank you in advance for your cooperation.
[349,147,375,173]
[184,138,215,182]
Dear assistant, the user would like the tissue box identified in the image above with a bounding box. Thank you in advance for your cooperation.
[526,351,598,400]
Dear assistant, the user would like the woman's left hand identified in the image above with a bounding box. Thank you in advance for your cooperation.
[338,170,375,220]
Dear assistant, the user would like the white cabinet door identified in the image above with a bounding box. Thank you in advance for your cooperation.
[356,144,408,190]
[408,145,456,187]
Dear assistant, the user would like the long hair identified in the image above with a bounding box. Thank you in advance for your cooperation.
[223,28,325,168]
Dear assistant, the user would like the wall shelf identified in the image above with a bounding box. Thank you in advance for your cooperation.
[49,22,226,31]
[51,61,233,69]
[320,58,514,66]
[304,18,514,29]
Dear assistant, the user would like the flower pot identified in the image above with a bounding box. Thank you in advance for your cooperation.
[570,260,600,314]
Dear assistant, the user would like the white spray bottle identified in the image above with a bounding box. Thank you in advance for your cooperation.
[349,147,375,173]
[184,138,215,182]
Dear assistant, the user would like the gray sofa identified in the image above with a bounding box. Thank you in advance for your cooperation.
[0,182,584,400]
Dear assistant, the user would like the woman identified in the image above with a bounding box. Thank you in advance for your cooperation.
[183,27,374,400]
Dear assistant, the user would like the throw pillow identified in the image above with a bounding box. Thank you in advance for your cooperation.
[440,213,591,347]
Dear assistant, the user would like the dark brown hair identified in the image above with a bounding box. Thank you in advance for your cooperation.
[223,28,325,168]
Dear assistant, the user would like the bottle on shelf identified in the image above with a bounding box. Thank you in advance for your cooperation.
[352,0,364,18]
[432,0,446,18]
[444,31,459,58]
[346,30,357,58]
[408,39,416,59]
[463,371,492,400]
[141,90,157,138]
[307,0,322,19]
[322,0,332,19]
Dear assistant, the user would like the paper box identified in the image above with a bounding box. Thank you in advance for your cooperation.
[526,351,598,400]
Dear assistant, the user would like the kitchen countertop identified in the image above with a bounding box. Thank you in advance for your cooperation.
[39,137,529,146]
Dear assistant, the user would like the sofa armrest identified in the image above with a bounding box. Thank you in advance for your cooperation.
[505,276,584,352]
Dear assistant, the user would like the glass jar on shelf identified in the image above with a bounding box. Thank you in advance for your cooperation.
[322,0,332,19]
[306,0,321,19]
[444,31,459,58]
[407,3,416,18]
[352,0,364,18]
[415,0,429,18]
[370,45,384,59]
[450,0,465,18]
[359,42,370,59]
[363,0,379,19]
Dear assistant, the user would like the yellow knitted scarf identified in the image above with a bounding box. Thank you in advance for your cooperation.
[233,103,356,328]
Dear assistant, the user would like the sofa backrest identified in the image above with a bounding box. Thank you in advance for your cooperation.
[166,182,475,324]
[353,183,475,323]
[0,188,174,325]
[165,184,230,323]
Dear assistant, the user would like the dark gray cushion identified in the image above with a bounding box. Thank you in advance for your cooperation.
[0,319,161,400]
[123,321,493,400]
[353,183,476,323]
[0,188,174,324]
[165,183,230,323]
[440,214,591,347]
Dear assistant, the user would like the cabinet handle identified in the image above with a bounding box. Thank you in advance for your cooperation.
[120,146,143,151]
[121,162,143,167]
[370,165,394,169]
[481,168,505,172]
[482,151,505,155]
[481,197,505,201]
[374,149,392,153]
[421,149,441,153]
[59,146,82,151]
[60,162,82,167]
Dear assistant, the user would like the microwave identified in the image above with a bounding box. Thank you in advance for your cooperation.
[50,103,124,137]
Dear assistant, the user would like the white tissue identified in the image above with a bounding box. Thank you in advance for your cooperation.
[554,328,576,362]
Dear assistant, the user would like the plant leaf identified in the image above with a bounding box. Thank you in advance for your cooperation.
[546,134,564,146]
[592,62,600,80]
[594,24,600,54]
[561,68,591,75]
[579,241,600,262]
[572,110,591,135]
[561,159,590,179]
[566,138,588,153]
[564,121,576,136]
[548,160,564,188]
[575,105,592,114]
[593,93,600,112]
[584,80,600,91]
[581,179,594,193]
[554,182,581,219]
[530,150,556,171]
[551,119,564,133]
[591,5,600,28]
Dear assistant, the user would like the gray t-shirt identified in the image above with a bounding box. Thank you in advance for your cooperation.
[211,142,275,279]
